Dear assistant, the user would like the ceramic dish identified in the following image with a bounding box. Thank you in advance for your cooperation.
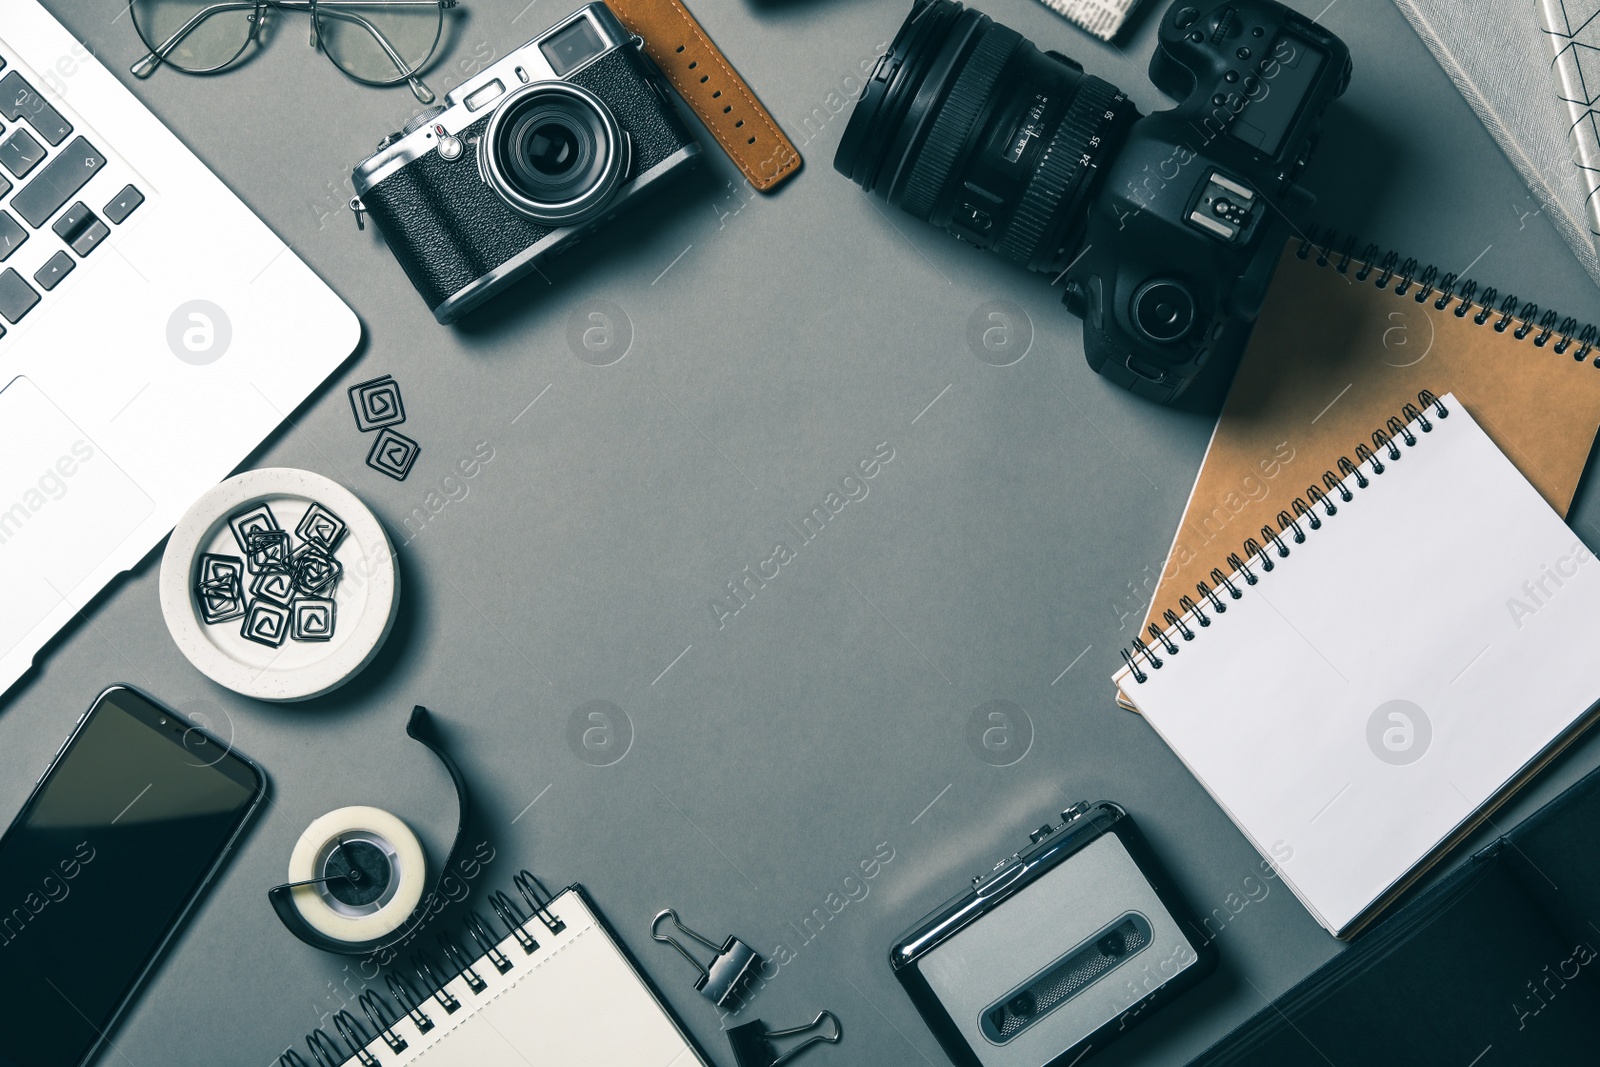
[159,468,398,701]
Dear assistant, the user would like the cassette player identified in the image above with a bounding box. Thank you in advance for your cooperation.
[889,800,1215,1066]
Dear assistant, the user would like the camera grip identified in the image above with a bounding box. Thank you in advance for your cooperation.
[361,155,506,316]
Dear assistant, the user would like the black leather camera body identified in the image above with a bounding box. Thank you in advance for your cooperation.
[1066,1,1352,401]
[835,0,1351,403]
[352,3,701,324]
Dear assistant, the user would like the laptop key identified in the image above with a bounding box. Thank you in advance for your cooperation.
[0,172,9,200]
[53,203,110,258]
[104,184,144,225]
[72,220,109,256]
[33,251,74,291]
[0,72,73,146]
[0,212,25,261]
[10,137,105,228]
[0,268,40,323]
[51,201,93,238]
[0,128,45,178]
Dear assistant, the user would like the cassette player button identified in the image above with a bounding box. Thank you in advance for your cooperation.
[1028,823,1054,843]
[974,859,1026,896]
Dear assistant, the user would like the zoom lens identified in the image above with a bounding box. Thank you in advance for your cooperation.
[483,83,627,225]
[835,0,1136,272]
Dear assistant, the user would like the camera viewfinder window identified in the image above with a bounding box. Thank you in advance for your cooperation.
[541,18,606,77]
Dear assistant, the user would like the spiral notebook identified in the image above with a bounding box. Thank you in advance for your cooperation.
[1114,394,1600,939]
[1132,233,1600,658]
[277,875,710,1067]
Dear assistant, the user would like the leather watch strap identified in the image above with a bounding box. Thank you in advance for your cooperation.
[607,0,802,192]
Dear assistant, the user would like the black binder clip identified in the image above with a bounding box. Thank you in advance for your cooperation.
[727,1011,842,1067]
[651,908,763,1008]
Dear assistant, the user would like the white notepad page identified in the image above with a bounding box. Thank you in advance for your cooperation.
[1114,394,1600,937]
[343,887,707,1066]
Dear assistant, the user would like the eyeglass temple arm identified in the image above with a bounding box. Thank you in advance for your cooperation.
[302,0,444,46]
[311,3,439,104]
[130,1,260,78]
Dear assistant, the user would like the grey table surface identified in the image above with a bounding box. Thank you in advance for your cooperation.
[8,0,1600,1064]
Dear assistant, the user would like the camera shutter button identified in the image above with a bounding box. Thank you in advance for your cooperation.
[433,124,463,161]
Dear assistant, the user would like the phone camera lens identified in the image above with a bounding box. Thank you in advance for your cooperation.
[1007,991,1037,1019]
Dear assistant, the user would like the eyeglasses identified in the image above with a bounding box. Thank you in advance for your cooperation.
[128,1,454,104]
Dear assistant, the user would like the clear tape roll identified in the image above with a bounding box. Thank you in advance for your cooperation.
[288,806,426,944]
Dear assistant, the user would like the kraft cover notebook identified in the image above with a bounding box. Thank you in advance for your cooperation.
[1114,395,1600,939]
[1135,233,1600,652]
[276,877,710,1066]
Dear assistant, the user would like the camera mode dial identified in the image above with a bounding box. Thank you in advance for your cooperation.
[402,106,449,136]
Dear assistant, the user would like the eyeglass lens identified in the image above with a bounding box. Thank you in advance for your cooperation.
[129,1,442,86]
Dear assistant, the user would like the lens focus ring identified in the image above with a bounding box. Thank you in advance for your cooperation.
[994,78,1122,266]
[899,25,1021,220]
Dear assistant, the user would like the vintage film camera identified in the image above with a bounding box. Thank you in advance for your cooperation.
[836,0,1352,402]
[890,801,1215,1066]
[352,3,701,323]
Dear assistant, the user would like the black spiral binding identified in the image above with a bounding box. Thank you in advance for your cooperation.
[277,870,570,1067]
[1119,389,1450,685]
[1295,228,1600,362]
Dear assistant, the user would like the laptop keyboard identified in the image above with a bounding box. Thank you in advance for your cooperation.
[0,53,143,337]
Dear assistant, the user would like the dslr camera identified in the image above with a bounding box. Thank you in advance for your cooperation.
[352,3,701,324]
[836,0,1352,402]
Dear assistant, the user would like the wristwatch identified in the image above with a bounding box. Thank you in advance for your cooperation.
[606,0,802,193]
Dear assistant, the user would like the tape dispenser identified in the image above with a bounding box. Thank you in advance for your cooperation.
[268,705,472,955]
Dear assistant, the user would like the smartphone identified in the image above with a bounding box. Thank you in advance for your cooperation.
[0,685,265,1067]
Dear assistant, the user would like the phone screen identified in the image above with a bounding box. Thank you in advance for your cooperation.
[0,687,262,1067]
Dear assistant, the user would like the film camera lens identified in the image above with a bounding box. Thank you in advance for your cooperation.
[834,0,1136,272]
[483,82,627,225]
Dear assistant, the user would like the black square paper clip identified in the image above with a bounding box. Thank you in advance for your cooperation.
[727,1011,841,1067]
[651,908,762,1008]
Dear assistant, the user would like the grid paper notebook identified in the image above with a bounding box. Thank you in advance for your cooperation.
[1543,0,1600,240]
[1114,394,1600,938]
[278,884,709,1067]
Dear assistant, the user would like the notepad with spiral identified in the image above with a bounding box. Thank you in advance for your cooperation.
[1133,232,1600,658]
[1114,394,1600,939]
[278,873,710,1067]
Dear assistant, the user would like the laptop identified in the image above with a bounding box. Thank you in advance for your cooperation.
[0,1,359,699]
